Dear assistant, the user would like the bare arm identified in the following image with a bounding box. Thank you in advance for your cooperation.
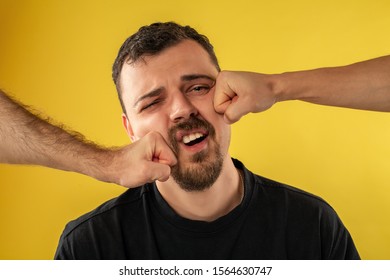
[277,55,390,111]
[214,55,390,123]
[0,90,176,187]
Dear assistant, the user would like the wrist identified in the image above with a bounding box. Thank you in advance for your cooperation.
[84,148,119,184]
[271,70,314,103]
[264,73,284,104]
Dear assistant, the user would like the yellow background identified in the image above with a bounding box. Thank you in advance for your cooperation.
[0,0,389,259]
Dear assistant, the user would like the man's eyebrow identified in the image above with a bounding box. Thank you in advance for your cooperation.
[133,87,164,108]
[181,74,216,82]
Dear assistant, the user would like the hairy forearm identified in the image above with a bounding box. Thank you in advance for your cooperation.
[274,55,390,111]
[0,90,178,188]
[0,89,114,179]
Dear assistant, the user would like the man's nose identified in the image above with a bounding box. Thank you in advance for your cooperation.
[169,92,198,122]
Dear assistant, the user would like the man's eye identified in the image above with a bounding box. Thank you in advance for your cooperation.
[190,85,210,94]
[140,100,160,112]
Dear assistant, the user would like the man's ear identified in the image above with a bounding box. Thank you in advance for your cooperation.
[122,113,136,142]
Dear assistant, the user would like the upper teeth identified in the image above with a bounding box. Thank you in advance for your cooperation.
[183,133,204,144]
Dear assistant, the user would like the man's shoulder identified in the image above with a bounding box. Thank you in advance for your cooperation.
[255,174,328,205]
[241,165,335,217]
[236,158,326,206]
[60,185,151,238]
[248,171,359,260]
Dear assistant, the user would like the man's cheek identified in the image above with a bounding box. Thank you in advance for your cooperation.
[138,118,165,135]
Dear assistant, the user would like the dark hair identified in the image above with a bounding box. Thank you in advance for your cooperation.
[112,22,220,113]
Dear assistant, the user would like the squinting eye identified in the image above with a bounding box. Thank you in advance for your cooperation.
[140,99,160,112]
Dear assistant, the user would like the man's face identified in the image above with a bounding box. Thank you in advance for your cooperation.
[120,40,231,191]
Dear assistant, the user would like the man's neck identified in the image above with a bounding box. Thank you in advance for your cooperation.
[156,156,243,222]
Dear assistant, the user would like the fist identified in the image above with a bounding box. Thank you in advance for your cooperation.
[110,131,177,188]
[214,71,277,124]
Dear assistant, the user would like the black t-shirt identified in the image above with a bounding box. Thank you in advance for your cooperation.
[55,159,360,259]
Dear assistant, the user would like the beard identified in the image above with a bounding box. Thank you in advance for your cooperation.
[168,116,223,192]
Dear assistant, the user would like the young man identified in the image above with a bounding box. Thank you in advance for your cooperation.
[55,22,359,259]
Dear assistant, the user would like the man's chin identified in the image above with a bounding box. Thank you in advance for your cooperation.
[171,151,223,192]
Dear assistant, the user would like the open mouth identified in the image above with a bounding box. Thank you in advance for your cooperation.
[182,132,207,146]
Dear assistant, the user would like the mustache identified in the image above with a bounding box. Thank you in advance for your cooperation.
[168,116,215,153]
